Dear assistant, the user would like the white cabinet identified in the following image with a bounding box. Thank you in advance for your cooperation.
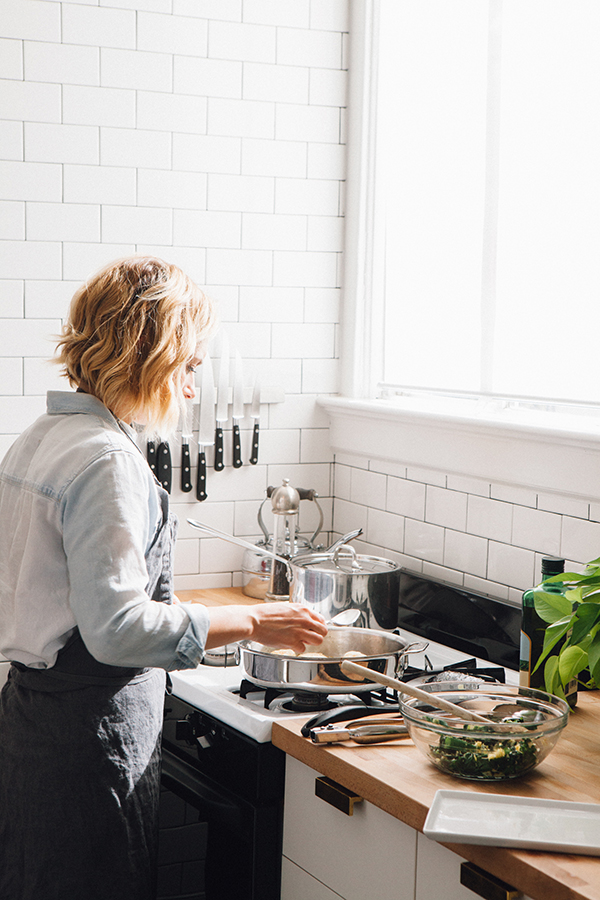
[282,757,533,900]
[282,756,417,900]
[415,834,534,900]
[415,833,477,900]
[281,857,345,900]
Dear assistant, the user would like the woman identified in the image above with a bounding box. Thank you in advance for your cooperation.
[0,256,327,900]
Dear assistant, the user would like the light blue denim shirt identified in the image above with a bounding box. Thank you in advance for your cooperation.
[0,391,209,671]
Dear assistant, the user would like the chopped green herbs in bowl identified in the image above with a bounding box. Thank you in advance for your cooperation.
[399,683,569,781]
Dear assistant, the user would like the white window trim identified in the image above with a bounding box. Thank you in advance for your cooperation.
[330,0,600,502]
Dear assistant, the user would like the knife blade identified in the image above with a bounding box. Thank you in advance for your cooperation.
[231,350,244,469]
[180,399,193,493]
[249,376,260,465]
[214,335,229,472]
[197,354,215,501]
[156,440,172,493]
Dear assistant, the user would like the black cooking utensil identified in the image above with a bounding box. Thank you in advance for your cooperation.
[181,438,192,492]
[156,441,172,493]
[146,440,158,478]
[300,705,396,738]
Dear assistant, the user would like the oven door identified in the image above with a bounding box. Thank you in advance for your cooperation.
[160,751,284,900]
[159,696,285,900]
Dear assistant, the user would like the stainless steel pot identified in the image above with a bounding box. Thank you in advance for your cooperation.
[187,520,401,630]
[289,545,401,630]
[238,627,427,693]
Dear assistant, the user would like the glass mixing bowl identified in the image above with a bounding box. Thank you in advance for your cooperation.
[399,682,570,781]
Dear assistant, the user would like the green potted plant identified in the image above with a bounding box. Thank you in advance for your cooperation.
[533,556,600,699]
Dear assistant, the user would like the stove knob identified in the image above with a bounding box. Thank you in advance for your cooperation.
[175,717,196,745]
[194,722,216,750]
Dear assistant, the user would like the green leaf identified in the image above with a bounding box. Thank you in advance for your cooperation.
[543,655,563,697]
[543,572,585,584]
[532,616,572,673]
[587,632,600,688]
[533,590,573,624]
[568,603,600,645]
[558,645,588,684]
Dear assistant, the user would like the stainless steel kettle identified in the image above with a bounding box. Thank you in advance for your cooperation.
[241,485,324,599]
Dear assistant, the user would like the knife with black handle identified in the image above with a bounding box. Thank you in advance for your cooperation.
[214,336,229,472]
[197,354,215,501]
[249,377,260,465]
[156,441,172,493]
[146,440,158,477]
[181,439,192,492]
[180,399,193,493]
[232,351,244,469]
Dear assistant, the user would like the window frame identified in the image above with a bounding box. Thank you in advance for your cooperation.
[333,0,600,500]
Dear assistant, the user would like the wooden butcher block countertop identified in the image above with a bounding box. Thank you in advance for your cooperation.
[272,692,600,900]
[177,586,255,607]
[177,587,600,900]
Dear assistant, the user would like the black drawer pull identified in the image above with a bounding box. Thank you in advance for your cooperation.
[460,862,519,900]
[315,776,363,816]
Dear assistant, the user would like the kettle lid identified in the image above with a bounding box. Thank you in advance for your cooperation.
[270,478,300,514]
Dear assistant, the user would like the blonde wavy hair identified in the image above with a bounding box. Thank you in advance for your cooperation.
[56,256,216,436]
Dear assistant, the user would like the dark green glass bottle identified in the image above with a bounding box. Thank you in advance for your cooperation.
[519,556,577,708]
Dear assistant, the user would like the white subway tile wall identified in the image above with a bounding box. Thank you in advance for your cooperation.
[3,0,597,600]
[0,0,345,587]
[332,455,600,604]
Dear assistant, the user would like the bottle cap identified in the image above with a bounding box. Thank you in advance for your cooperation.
[541,556,565,576]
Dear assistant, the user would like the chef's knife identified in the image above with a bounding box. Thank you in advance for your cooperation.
[180,400,193,493]
[146,440,158,477]
[231,350,244,469]
[249,376,260,465]
[156,440,172,493]
[197,355,215,501]
[214,336,229,472]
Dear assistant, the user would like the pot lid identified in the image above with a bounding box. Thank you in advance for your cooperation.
[293,548,399,576]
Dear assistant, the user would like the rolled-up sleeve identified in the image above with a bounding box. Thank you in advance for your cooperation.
[62,447,209,670]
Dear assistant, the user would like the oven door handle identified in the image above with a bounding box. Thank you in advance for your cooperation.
[161,751,243,830]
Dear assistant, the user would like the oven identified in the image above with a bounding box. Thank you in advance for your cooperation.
[159,694,286,900]
[158,571,521,900]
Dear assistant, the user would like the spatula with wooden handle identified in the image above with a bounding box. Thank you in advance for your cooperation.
[340,661,527,732]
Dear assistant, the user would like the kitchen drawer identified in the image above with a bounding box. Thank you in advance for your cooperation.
[282,857,344,900]
[282,757,416,900]
[415,834,533,900]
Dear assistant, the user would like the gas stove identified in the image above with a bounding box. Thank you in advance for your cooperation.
[160,572,521,900]
[168,622,519,743]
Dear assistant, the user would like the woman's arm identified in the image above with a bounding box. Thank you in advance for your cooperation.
[204,602,328,654]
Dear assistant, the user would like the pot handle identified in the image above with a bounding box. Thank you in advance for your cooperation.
[395,640,430,678]
[187,519,294,582]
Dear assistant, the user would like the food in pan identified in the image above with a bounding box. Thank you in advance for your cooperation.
[261,647,366,659]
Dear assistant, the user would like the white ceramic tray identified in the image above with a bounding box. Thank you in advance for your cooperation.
[423,790,600,855]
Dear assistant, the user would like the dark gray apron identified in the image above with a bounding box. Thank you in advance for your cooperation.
[0,484,177,900]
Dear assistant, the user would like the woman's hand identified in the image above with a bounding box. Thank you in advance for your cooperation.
[205,602,328,654]
[249,602,328,654]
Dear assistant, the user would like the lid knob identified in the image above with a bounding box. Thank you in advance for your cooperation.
[270,478,300,514]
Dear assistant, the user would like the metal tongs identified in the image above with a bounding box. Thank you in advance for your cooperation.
[310,714,409,745]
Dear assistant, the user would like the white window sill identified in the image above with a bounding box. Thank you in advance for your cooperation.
[318,396,600,501]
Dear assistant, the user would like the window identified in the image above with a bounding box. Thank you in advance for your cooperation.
[368,0,600,406]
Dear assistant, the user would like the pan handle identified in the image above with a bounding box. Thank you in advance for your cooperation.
[395,640,429,678]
